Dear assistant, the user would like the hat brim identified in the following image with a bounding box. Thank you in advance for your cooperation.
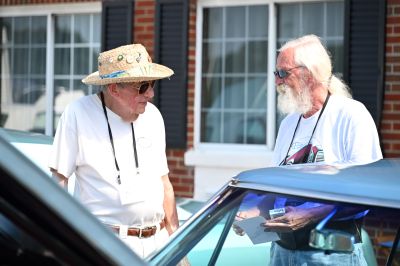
[82,63,174,85]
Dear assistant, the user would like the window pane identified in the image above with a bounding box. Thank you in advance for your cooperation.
[202,42,222,74]
[92,46,100,72]
[202,77,222,109]
[74,47,89,75]
[74,15,90,43]
[92,14,101,42]
[302,3,323,36]
[278,4,299,38]
[225,41,245,73]
[327,2,344,36]
[249,5,269,38]
[54,48,71,75]
[224,77,244,109]
[12,78,44,104]
[223,112,244,143]
[30,48,46,75]
[327,40,344,75]
[30,78,46,104]
[13,48,29,75]
[248,41,268,73]
[248,77,267,109]
[55,16,71,44]
[226,6,245,38]
[246,112,266,144]
[31,16,46,44]
[201,111,221,143]
[203,8,222,39]
[14,17,29,44]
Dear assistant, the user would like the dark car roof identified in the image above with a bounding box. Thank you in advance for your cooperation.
[232,159,400,209]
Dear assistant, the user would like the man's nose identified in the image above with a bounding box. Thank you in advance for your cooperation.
[275,75,284,86]
[144,86,154,98]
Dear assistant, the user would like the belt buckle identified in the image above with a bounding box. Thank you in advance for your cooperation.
[138,226,155,238]
[138,227,147,238]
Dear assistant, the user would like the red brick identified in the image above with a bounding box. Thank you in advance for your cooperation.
[137,17,154,23]
[137,0,154,7]
[387,16,400,25]
[381,121,392,130]
[384,93,400,101]
[385,152,400,158]
[385,74,400,82]
[381,133,400,140]
[386,55,400,63]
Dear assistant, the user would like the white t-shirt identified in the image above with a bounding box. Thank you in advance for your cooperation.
[273,95,382,166]
[49,94,169,226]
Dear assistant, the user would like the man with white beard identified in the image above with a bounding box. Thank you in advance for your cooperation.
[273,35,381,166]
[236,35,382,266]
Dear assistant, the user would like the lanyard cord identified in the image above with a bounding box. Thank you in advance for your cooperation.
[279,92,331,166]
[130,123,139,174]
[100,91,139,185]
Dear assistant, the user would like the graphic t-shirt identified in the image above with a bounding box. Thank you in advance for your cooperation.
[273,95,382,166]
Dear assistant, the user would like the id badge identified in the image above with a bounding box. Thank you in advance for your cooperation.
[118,175,146,205]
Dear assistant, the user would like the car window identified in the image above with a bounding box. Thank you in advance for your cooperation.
[150,188,400,266]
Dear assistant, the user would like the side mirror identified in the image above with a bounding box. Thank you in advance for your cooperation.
[309,229,355,252]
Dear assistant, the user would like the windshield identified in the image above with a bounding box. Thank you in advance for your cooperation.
[149,188,400,266]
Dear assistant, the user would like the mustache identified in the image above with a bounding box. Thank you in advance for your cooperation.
[277,84,287,95]
[277,84,313,115]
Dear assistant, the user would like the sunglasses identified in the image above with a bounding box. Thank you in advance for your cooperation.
[274,66,303,79]
[138,80,156,94]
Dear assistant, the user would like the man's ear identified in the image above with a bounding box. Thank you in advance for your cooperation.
[107,83,119,96]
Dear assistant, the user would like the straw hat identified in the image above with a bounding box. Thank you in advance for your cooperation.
[82,44,174,85]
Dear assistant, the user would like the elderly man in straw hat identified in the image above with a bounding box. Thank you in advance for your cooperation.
[49,44,179,257]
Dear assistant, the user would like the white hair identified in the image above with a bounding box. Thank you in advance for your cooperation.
[279,35,352,98]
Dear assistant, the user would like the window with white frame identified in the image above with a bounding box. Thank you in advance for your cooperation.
[200,5,269,145]
[0,6,100,134]
[198,0,344,148]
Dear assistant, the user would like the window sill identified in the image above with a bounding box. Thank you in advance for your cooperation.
[184,147,275,169]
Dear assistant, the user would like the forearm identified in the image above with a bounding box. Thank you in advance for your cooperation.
[162,175,179,235]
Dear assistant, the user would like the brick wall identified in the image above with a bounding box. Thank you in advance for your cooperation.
[381,0,400,158]
[134,0,155,57]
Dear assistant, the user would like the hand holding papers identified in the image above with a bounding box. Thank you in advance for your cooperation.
[233,216,280,245]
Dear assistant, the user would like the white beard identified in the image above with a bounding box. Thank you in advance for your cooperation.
[277,84,313,115]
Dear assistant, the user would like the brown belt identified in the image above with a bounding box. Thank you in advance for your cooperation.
[108,221,165,238]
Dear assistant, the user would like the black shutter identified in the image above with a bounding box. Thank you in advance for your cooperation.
[344,0,386,126]
[155,0,188,148]
[101,0,135,52]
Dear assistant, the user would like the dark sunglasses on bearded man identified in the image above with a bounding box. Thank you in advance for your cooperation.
[274,66,304,79]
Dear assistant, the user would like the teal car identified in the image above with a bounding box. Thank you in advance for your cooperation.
[150,162,400,266]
